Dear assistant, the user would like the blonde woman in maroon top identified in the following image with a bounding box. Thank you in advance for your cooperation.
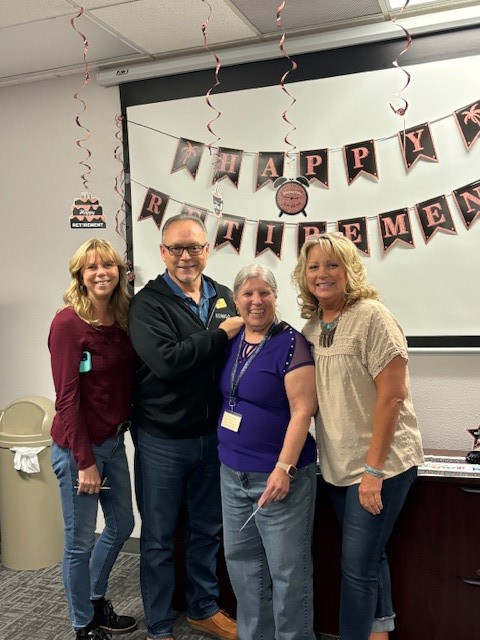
[49,239,137,640]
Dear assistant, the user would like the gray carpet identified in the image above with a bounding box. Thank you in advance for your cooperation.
[0,551,336,640]
[0,552,210,640]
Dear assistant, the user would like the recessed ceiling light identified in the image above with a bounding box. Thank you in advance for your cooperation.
[387,0,441,8]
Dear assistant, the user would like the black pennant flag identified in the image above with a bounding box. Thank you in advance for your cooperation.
[298,149,329,187]
[415,195,457,244]
[454,101,480,151]
[343,139,379,184]
[214,215,245,253]
[138,188,170,229]
[297,221,327,254]
[256,152,285,190]
[452,179,480,229]
[377,208,414,253]
[171,138,204,179]
[337,217,370,256]
[256,220,284,258]
[180,203,208,223]
[398,123,437,171]
[214,147,243,187]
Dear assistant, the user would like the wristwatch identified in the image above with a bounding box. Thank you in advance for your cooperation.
[275,461,297,478]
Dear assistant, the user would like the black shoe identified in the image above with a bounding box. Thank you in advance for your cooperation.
[76,626,111,639]
[92,598,138,635]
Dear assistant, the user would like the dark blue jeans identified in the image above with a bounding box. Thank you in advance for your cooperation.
[327,466,417,640]
[133,427,222,639]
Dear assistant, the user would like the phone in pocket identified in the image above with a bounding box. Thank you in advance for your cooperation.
[79,350,92,373]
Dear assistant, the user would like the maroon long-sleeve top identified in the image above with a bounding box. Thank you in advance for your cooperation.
[48,307,137,470]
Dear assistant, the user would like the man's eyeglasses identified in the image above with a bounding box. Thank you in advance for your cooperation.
[163,244,207,256]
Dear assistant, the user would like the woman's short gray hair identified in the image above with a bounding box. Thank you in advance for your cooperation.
[233,264,278,297]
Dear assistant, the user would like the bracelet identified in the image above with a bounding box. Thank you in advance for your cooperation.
[364,464,384,478]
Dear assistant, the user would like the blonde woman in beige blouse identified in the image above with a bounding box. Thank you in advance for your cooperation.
[292,232,423,640]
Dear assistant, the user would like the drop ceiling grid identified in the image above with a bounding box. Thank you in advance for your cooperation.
[91,0,258,55]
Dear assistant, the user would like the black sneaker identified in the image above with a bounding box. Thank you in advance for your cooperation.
[92,598,138,635]
[76,626,111,639]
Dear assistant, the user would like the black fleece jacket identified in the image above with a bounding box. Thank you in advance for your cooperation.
[129,274,236,438]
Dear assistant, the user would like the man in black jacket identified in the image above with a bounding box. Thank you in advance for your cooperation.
[129,213,243,640]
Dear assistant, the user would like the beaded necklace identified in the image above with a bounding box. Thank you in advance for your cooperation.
[319,303,346,348]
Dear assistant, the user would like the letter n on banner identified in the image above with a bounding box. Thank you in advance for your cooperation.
[138,188,170,229]
[337,217,370,256]
[256,220,284,258]
[298,149,329,187]
[377,208,414,253]
[398,122,438,171]
[180,203,208,223]
[256,152,285,190]
[214,147,243,187]
[415,195,457,244]
[297,221,327,255]
[452,179,480,229]
[343,140,379,184]
[214,214,245,253]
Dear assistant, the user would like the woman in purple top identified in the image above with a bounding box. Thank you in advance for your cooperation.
[218,264,317,640]
[49,239,137,640]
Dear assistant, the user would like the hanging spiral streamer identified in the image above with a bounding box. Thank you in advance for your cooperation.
[70,5,92,191]
[200,0,224,216]
[113,114,135,281]
[389,0,412,118]
[276,1,298,169]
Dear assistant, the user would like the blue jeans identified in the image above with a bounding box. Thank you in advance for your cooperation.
[51,437,134,631]
[221,462,317,640]
[327,466,417,640]
[133,427,222,639]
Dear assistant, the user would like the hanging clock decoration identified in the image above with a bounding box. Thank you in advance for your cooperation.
[274,176,309,217]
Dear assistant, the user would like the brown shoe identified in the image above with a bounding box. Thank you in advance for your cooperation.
[186,610,237,640]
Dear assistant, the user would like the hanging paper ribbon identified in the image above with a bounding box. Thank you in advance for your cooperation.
[389,0,412,118]
[276,0,298,169]
[70,6,92,191]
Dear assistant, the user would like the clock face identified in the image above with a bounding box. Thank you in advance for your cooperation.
[275,181,308,216]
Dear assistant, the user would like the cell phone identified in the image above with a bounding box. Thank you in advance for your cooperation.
[79,350,92,373]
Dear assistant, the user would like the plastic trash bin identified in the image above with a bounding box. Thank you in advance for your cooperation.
[0,396,63,570]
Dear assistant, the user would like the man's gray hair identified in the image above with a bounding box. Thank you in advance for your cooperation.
[161,213,207,241]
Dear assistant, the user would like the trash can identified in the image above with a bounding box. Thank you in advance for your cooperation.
[0,396,63,570]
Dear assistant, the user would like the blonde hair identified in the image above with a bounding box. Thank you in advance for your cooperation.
[292,233,379,319]
[62,238,131,332]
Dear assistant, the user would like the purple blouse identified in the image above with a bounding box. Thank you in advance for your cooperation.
[217,324,317,473]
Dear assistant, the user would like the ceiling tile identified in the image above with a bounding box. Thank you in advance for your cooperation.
[0,0,72,28]
[91,0,258,56]
[228,0,384,34]
[0,16,140,79]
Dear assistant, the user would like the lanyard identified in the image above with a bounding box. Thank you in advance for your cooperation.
[229,326,272,410]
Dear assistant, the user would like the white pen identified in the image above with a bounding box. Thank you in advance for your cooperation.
[239,503,263,532]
